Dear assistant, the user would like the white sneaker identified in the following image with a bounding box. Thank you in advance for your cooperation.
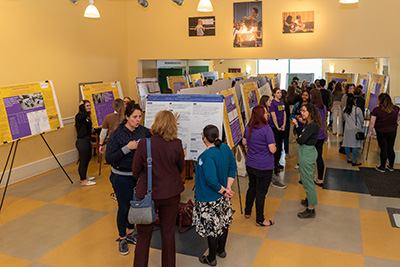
[87,176,96,181]
[82,180,96,186]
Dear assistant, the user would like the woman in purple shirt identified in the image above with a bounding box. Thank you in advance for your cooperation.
[310,89,327,186]
[269,88,286,175]
[243,105,277,226]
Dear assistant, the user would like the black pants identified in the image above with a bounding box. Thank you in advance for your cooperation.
[272,127,284,170]
[245,166,272,223]
[205,228,229,262]
[315,139,325,180]
[76,136,91,180]
[376,130,397,168]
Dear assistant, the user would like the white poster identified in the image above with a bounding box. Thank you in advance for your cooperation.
[135,78,161,112]
[145,94,224,160]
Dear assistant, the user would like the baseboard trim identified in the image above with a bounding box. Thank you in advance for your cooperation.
[0,149,77,188]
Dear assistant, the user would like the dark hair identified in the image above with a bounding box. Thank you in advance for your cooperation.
[79,100,91,117]
[203,125,222,147]
[253,7,258,13]
[295,90,310,115]
[247,105,268,141]
[319,79,326,87]
[163,88,173,94]
[332,82,343,96]
[113,98,125,130]
[346,84,355,95]
[344,94,356,115]
[355,85,363,96]
[122,102,142,125]
[310,89,324,109]
[259,95,270,110]
[327,80,336,91]
[292,76,299,81]
[206,79,213,86]
[378,93,394,113]
[303,103,322,129]
[287,85,298,104]
[286,15,293,24]
[272,88,281,97]
[281,89,288,102]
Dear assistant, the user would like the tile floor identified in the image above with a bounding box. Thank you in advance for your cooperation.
[0,134,399,266]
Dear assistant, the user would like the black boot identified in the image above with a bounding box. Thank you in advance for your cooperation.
[300,198,308,207]
[297,208,315,219]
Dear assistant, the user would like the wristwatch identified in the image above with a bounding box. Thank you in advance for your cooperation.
[222,190,226,195]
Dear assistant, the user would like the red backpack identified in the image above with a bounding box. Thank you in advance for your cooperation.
[178,199,194,234]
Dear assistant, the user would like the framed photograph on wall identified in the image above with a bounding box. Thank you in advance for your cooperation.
[189,16,215,37]
[282,11,314,34]
[233,1,263,47]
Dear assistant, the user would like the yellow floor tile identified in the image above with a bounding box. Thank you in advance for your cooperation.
[230,197,281,238]
[360,209,400,261]
[37,213,136,267]
[52,176,117,212]
[0,196,47,226]
[252,239,364,267]
[0,254,31,267]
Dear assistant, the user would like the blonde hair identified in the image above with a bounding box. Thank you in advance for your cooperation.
[151,110,178,141]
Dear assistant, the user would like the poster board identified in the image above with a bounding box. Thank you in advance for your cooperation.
[365,73,389,111]
[189,73,204,87]
[223,73,248,80]
[287,73,314,85]
[209,79,233,95]
[258,73,281,89]
[201,71,219,81]
[0,80,63,144]
[166,76,189,94]
[219,88,244,148]
[135,78,161,112]
[325,73,355,84]
[240,81,260,124]
[355,74,368,94]
[80,81,123,128]
[145,94,224,160]
[178,86,211,95]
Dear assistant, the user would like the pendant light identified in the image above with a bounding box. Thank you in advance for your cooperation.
[339,0,359,3]
[84,0,100,18]
[197,0,213,12]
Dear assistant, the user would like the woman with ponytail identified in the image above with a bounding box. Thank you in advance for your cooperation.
[193,125,237,266]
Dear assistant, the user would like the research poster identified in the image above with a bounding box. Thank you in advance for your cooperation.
[167,76,189,94]
[287,73,314,85]
[145,94,224,161]
[201,71,219,81]
[80,81,123,128]
[0,80,63,144]
[136,78,161,112]
[355,74,368,94]
[189,73,204,87]
[365,74,388,111]
[258,73,280,89]
[241,81,260,123]
[325,73,354,84]
[223,73,248,80]
[219,88,244,148]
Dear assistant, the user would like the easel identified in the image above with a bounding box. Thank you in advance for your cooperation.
[0,132,73,213]
[233,141,246,215]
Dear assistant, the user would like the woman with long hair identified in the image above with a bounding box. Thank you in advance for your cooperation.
[99,98,125,153]
[342,94,363,166]
[292,104,321,218]
[310,89,327,186]
[259,95,272,111]
[331,82,344,135]
[105,102,152,256]
[369,93,400,172]
[243,105,277,226]
[290,90,310,133]
[132,110,185,267]
[301,80,308,91]
[269,88,286,174]
[75,100,96,186]
[193,125,236,266]
[287,85,301,106]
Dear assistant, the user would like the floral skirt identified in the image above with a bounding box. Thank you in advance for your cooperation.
[192,196,233,237]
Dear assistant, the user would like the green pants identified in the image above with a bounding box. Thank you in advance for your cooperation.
[298,144,318,206]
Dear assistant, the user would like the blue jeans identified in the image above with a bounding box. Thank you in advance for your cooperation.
[109,172,136,237]
[345,147,358,162]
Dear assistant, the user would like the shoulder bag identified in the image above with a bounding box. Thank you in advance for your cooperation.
[355,107,366,141]
[128,138,157,225]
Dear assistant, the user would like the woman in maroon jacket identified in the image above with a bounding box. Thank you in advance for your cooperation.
[132,110,185,267]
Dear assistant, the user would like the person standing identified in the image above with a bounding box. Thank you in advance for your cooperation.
[193,125,237,266]
[269,88,286,174]
[292,104,321,218]
[331,82,344,135]
[99,98,125,153]
[369,93,400,172]
[75,100,96,186]
[243,105,277,226]
[105,102,152,255]
[132,110,184,267]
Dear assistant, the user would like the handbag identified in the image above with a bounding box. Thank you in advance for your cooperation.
[128,138,157,225]
[354,108,366,140]
[177,199,194,234]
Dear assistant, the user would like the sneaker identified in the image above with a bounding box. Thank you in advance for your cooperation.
[217,251,227,258]
[274,168,280,175]
[300,198,308,207]
[375,166,386,173]
[110,192,117,201]
[87,176,95,181]
[81,180,96,186]
[352,162,362,166]
[294,164,299,169]
[271,180,287,189]
[119,239,129,255]
[126,232,137,245]
[277,164,284,170]
[386,166,395,172]
[297,208,315,219]
[199,255,216,266]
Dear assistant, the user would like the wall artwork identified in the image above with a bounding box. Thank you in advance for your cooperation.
[189,16,216,37]
[282,11,314,34]
[233,1,263,47]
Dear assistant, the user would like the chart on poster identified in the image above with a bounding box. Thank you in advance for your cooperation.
[80,81,123,128]
[145,94,224,161]
[0,80,63,144]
